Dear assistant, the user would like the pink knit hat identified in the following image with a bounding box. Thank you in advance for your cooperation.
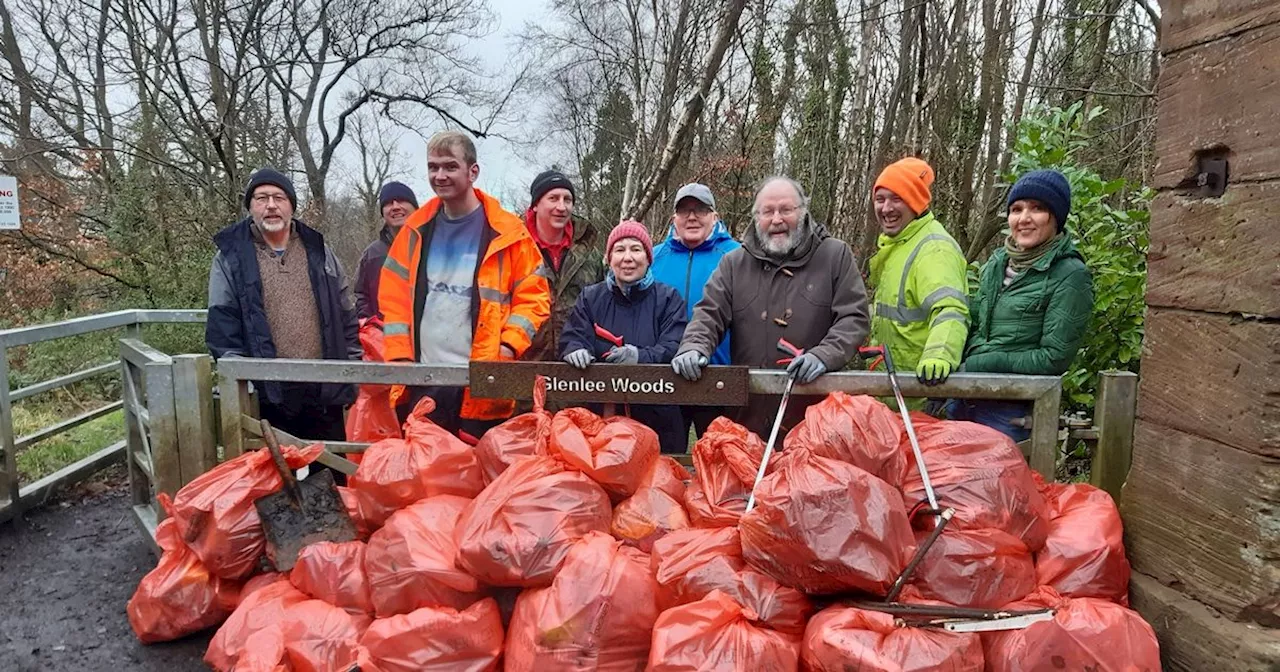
[606,220,654,264]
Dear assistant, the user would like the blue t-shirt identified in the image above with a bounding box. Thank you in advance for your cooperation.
[419,206,485,364]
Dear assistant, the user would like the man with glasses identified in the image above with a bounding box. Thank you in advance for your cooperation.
[206,167,361,442]
[651,183,740,440]
[672,176,870,437]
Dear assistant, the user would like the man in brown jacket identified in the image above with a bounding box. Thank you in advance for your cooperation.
[672,176,870,436]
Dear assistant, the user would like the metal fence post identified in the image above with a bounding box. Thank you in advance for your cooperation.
[0,350,17,519]
[1091,370,1138,502]
[1029,382,1062,478]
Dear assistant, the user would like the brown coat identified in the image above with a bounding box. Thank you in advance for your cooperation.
[679,216,871,435]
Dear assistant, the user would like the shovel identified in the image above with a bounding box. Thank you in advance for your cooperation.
[253,419,357,572]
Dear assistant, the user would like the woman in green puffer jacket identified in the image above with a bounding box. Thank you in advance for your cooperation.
[948,169,1093,441]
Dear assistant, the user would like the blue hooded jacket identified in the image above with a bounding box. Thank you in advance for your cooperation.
[650,220,740,365]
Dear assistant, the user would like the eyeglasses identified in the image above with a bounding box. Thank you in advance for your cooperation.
[757,205,798,219]
[252,194,290,205]
[675,205,713,217]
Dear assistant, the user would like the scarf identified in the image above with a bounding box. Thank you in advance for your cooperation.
[606,268,654,299]
[1004,231,1063,277]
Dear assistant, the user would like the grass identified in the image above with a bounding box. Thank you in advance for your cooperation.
[11,404,125,483]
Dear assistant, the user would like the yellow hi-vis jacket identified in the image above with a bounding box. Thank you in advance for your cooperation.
[867,212,970,378]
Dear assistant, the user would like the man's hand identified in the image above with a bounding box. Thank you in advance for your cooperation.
[500,344,516,360]
[564,348,594,369]
[786,352,827,385]
[671,350,707,381]
[916,358,953,386]
[603,344,639,365]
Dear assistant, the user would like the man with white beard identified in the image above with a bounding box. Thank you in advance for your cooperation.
[672,176,870,436]
[206,167,361,441]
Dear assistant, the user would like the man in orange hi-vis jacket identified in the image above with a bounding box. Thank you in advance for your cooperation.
[379,130,551,437]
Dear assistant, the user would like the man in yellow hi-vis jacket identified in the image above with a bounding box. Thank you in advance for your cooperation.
[867,157,969,401]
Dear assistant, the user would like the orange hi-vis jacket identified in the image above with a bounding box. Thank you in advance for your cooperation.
[379,189,552,420]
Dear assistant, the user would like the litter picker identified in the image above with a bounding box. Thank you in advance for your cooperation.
[858,344,940,514]
[745,338,806,513]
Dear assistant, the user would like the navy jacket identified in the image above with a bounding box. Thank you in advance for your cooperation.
[559,278,689,454]
[206,217,360,414]
[650,221,740,365]
[354,225,396,319]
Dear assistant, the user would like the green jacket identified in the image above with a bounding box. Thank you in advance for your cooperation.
[868,212,970,374]
[523,218,605,362]
[963,233,1093,375]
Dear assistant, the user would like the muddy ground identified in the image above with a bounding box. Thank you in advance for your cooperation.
[0,468,209,672]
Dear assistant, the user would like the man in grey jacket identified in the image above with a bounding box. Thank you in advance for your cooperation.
[672,176,870,436]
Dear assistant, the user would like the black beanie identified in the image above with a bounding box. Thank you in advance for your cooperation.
[378,181,418,209]
[529,170,575,207]
[243,167,297,211]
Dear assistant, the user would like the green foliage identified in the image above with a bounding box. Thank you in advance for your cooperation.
[12,407,124,482]
[1007,103,1150,412]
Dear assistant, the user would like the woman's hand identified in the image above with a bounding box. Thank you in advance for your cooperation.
[603,344,639,365]
[564,348,595,369]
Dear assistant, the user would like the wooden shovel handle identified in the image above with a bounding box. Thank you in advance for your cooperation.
[260,419,303,507]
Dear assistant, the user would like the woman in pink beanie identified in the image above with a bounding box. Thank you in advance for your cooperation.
[558,220,690,453]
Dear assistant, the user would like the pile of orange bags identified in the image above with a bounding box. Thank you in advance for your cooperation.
[647,590,801,671]
[365,495,483,616]
[784,392,906,486]
[739,449,915,594]
[127,495,242,643]
[505,532,658,670]
[900,415,1049,551]
[803,604,984,671]
[170,443,324,579]
[454,455,613,587]
[984,587,1161,672]
[683,417,774,527]
[348,397,485,527]
[1035,482,1131,604]
[345,317,401,446]
[549,407,660,501]
[475,377,552,485]
[611,486,690,552]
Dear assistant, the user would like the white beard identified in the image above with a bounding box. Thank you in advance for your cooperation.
[763,230,794,256]
[258,217,288,233]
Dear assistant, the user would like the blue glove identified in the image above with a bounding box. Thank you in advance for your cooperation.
[564,348,595,369]
[603,344,639,364]
[671,350,708,381]
[786,352,827,385]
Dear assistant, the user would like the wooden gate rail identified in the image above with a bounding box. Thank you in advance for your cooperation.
[0,309,206,525]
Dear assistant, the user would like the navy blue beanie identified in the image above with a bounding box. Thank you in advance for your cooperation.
[1008,169,1072,231]
[243,167,297,211]
[378,181,418,210]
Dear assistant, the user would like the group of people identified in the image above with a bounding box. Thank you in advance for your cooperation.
[205,130,1092,453]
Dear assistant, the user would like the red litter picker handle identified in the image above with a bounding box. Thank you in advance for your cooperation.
[858,345,893,373]
[593,324,624,348]
[776,338,804,365]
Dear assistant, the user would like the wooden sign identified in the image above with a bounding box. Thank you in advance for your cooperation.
[469,361,749,406]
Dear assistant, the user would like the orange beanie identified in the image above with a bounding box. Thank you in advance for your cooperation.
[873,157,935,216]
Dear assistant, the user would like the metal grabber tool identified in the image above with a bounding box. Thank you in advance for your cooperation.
[745,338,806,513]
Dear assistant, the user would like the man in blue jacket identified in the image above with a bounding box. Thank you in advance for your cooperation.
[651,183,741,438]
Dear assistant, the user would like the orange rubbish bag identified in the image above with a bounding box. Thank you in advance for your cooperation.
[505,532,659,671]
[647,590,801,672]
[205,579,310,672]
[900,417,1049,552]
[740,450,915,595]
[983,587,1161,672]
[454,455,612,587]
[549,407,660,501]
[360,597,505,672]
[241,572,289,601]
[476,376,552,485]
[127,495,242,643]
[650,527,811,635]
[640,455,691,502]
[346,318,402,448]
[802,605,984,671]
[610,487,691,553]
[336,486,372,540]
[365,495,484,617]
[172,443,324,580]
[1036,482,1131,604]
[683,417,773,528]
[783,392,907,486]
[281,598,368,672]
[348,396,485,528]
[910,528,1036,608]
[289,540,374,617]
